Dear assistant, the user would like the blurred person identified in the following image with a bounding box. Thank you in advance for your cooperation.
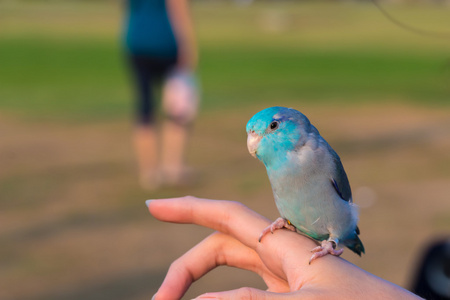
[146,196,423,300]
[411,238,450,300]
[123,0,199,189]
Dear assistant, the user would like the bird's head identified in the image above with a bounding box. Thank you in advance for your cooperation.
[246,106,312,169]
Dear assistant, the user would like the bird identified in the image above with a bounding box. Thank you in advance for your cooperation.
[246,106,364,264]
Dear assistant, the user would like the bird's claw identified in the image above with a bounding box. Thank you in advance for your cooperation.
[309,240,344,264]
[259,217,296,242]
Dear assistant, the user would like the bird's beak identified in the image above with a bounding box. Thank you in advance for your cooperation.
[247,131,262,158]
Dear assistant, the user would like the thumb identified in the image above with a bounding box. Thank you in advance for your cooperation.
[194,287,294,300]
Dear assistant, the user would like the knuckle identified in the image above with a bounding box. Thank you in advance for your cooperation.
[168,258,182,272]
[214,201,250,234]
[182,195,197,201]
[236,287,261,300]
[168,258,190,279]
[224,200,246,212]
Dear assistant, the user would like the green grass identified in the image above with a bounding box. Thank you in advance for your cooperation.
[0,37,129,121]
[0,1,449,122]
[200,46,449,106]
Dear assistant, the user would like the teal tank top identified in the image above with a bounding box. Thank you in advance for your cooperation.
[124,0,178,58]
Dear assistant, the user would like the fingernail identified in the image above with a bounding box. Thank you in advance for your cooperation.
[151,294,156,300]
[145,200,152,208]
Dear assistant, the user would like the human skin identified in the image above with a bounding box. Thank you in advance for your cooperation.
[147,196,422,300]
[166,0,198,71]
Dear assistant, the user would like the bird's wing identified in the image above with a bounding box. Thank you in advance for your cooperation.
[330,153,353,203]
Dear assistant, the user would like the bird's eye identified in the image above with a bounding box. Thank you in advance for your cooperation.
[269,121,279,130]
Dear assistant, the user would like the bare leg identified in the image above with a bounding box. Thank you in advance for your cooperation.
[134,125,160,190]
[160,119,190,186]
[259,217,297,242]
[309,239,344,265]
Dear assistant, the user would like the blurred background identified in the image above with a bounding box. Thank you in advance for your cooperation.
[1,0,449,299]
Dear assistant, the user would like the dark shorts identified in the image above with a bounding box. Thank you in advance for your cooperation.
[127,54,177,124]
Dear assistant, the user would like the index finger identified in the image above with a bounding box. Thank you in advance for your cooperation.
[146,196,270,250]
[146,196,325,286]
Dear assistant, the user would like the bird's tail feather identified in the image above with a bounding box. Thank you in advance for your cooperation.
[346,235,365,256]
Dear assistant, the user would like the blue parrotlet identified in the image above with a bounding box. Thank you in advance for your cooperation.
[246,106,364,264]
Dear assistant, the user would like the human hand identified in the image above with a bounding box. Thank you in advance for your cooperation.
[147,196,421,299]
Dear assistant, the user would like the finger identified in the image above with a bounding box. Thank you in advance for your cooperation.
[147,196,271,249]
[193,287,297,300]
[153,232,289,300]
[146,197,319,285]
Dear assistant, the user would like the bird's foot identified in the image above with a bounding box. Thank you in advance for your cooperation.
[309,240,344,264]
[259,217,296,242]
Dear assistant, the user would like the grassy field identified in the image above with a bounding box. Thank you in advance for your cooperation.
[1,1,450,299]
